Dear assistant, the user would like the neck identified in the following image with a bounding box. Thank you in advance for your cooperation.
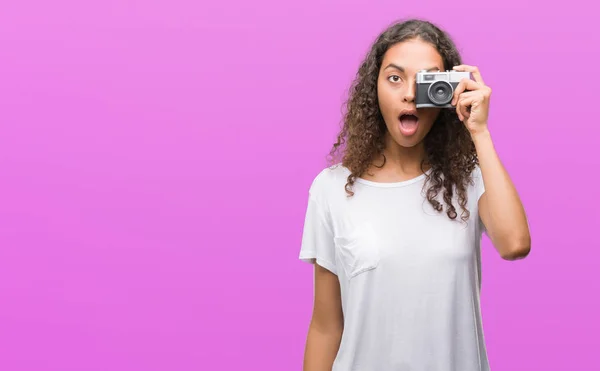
[378,133,430,174]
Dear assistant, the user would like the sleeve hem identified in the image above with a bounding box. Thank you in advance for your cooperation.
[299,254,338,275]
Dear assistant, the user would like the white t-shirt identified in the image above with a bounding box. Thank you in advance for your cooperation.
[299,163,490,371]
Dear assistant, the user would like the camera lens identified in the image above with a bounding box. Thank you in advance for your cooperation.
[427,81,453,105]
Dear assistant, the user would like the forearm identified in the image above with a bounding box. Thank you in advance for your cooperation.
[303,322,343,371]
[472,128,531,259]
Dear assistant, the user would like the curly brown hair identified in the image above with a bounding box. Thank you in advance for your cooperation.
[328,18,479,222]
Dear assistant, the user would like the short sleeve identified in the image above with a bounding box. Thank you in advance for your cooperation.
[472,165,487,234]
[472,165,486,202]
[298,193,338,275]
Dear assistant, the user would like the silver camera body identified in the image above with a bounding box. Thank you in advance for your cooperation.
[415,70,471,108]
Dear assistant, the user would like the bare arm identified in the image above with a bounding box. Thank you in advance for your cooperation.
[303,262,344,371]
[451,64,531,261]
[474,129,531,260]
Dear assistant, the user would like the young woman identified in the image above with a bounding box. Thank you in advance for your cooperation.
[298,19,531,371]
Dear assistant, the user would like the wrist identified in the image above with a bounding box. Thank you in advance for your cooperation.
[470,126,491,144]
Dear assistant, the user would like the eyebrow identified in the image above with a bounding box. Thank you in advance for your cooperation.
[384,63,441,72]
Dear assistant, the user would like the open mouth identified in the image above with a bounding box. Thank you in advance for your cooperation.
[398,113,419,136]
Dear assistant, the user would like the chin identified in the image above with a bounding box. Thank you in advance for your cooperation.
[389,131,425,148]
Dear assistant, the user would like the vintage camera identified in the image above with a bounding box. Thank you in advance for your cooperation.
[415,70,471,108]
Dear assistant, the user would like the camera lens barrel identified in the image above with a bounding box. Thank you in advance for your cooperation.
[427,81,453,105]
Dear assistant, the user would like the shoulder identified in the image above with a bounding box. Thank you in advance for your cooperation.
[469,164,483,183]
[308,163,350,201]
[468,164,485,202]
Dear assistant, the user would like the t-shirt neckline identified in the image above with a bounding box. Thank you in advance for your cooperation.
[355,168,432,188]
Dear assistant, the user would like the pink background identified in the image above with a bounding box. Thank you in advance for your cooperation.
[1,0,599,370]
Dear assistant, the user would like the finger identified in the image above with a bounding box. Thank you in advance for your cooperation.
[456,91,478,121]
[451,78,481,106]
[453,65,485,85]
[456,98,469,122]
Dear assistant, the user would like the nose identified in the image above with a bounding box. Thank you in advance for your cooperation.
[403,81,416,103]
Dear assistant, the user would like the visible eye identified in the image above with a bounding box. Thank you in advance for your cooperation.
[388,75,402,83]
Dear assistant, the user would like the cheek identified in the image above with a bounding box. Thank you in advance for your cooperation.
[377,81,387,101]
[377,85,397,115]
[423,109,441,124]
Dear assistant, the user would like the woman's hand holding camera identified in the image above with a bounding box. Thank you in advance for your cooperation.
[451,65,492,138]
